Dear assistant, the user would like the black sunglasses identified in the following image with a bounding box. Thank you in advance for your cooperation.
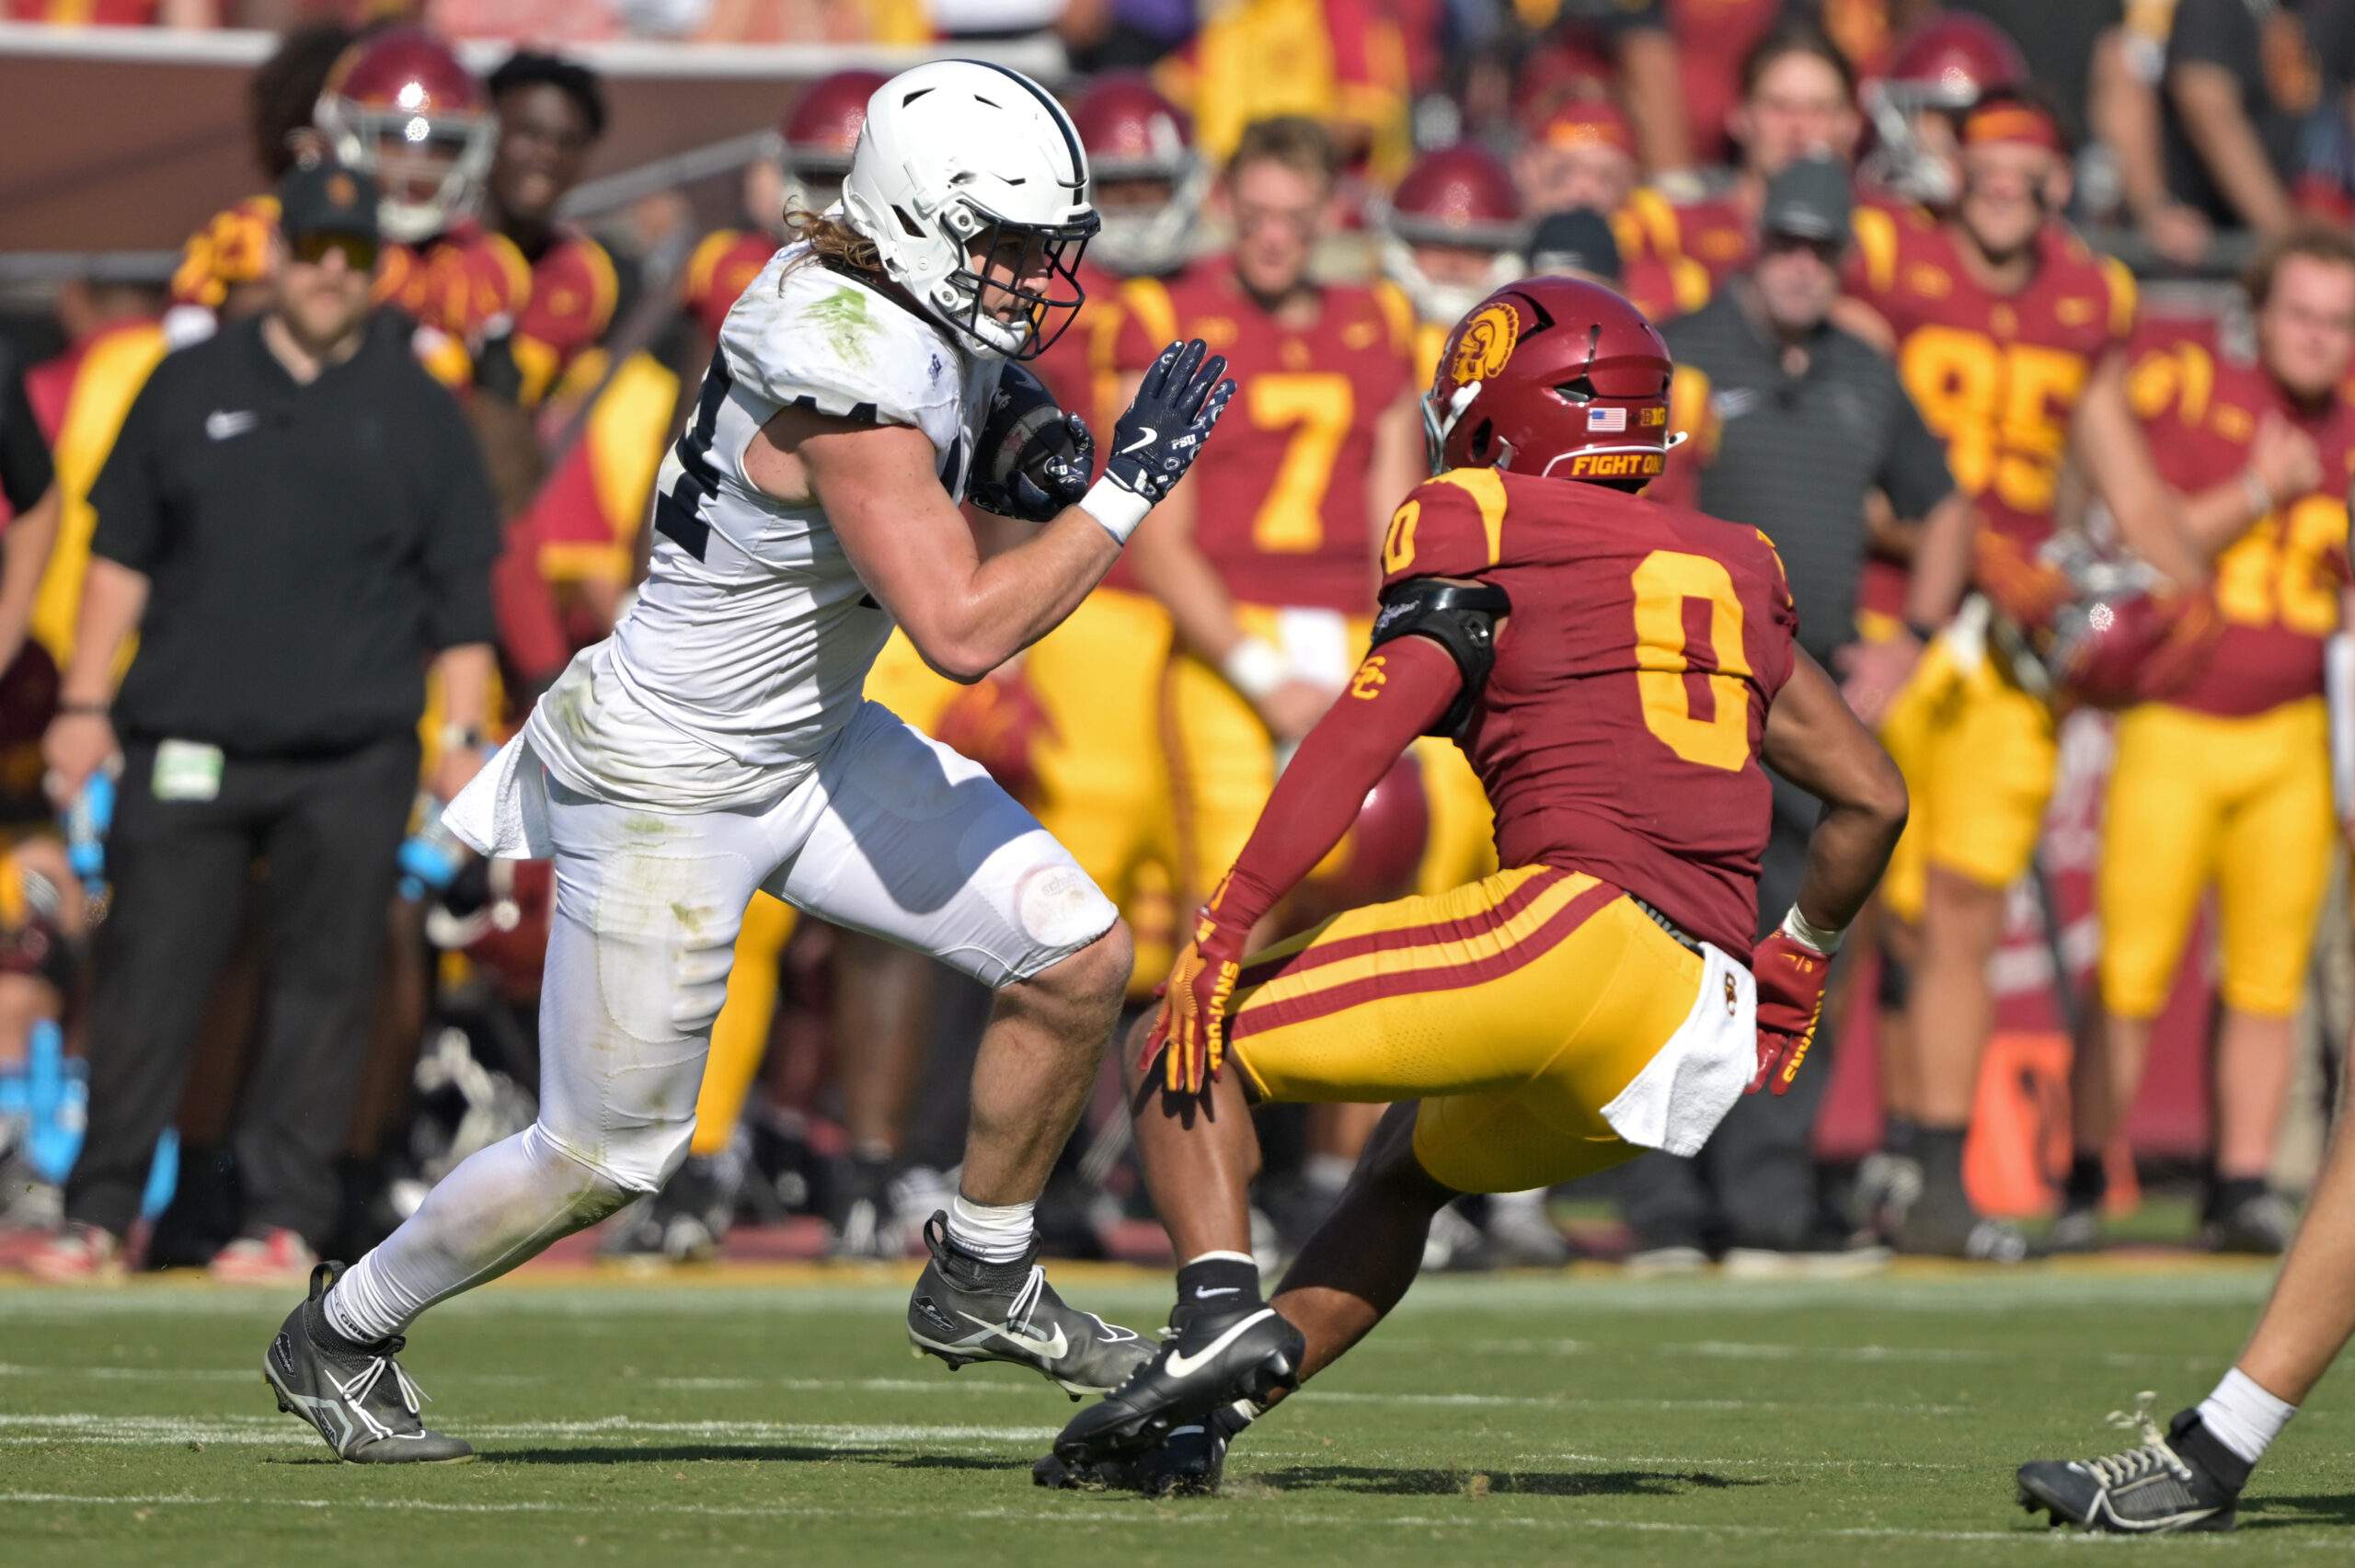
[290,230,381,271]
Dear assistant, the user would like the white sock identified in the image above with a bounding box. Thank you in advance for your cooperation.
[946,1193,1035,1264]
[326,1123,634,1345]
[2198,1368,2296,1466]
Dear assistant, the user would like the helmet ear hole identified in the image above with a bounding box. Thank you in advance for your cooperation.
[892,206,925,239]
[1468,419,1494,462]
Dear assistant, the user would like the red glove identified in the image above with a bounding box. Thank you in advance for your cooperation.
[1143,904,1251,1094]
[1748,929,1832,1096]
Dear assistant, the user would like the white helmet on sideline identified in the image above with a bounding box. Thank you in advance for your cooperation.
[840,61,1098,361]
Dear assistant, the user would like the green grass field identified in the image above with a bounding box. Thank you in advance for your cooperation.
[2,1259,2348,1565]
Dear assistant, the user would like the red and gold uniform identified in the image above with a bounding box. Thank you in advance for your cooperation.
[499,225,618,407]
[682,228,783,346]
[1112,260,1443,903]
[1213,469,1796,1192]
[1850,203,2137,917]
[1617,189,1753,298]
[2099,331,2355,1020]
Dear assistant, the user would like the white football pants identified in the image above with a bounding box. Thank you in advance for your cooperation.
[329,703,1117,1341]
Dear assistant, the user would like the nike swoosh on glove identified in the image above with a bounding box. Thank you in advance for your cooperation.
[1145,911,1248,1095]
[1103,338,1235,505]
[1748,930,1831,1096]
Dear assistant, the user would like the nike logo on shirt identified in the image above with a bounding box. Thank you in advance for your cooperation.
[205,409,259,441]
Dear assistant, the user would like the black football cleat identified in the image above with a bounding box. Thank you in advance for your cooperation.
[262,1262,474,1464]
[906,1212,1153,1397]
[1033,1397,1258,1497]
[1053,1298,1303,1467]
[2016,1400,2246,1533]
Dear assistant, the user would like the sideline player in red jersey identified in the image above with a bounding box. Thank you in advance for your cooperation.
[2059,224,2355,1255]
[1844,91,2201,1261]
[1041,277,1907,1494]
[1510,100,1709,326]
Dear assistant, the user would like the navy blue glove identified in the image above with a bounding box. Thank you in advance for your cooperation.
[1103,339,1235,505]
[970,362,1095,522]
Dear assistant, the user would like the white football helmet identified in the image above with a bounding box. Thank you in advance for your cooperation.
[840,61,1097,361]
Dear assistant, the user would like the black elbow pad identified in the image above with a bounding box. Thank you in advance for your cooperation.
[1369,578,1511,738]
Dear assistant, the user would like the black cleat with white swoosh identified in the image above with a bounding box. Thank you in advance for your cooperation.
[262,1262,474,1464]
[906,1213,1154,1397]
[1052,1293,1304,1467]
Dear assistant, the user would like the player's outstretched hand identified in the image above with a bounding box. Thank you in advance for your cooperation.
[970,361,1095,522]
[1104,338,1235,507]
[1748,928,1831,1096]
[1147,914,1248,1094]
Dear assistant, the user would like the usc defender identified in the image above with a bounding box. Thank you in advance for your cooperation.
[1844,91,2189,1259]
[1047,277,1906,1491]
[2065,227,2355,1254]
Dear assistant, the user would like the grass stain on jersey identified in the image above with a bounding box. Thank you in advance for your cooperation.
[809,287,878,369]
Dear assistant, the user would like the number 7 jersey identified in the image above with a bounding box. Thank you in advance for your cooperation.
[1381,469,1798,956]
[1112,258,1415,612]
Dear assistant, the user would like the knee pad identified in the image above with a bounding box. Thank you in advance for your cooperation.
[522,1122,661,1216]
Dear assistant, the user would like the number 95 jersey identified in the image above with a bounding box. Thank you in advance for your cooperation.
[528,244,1003,811]
[1848,205,2135,555]
[1381,469,1797,956]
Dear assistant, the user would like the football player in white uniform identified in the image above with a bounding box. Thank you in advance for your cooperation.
[258,62,1235,1463]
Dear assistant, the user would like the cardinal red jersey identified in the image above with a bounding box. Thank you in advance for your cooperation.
[1849,203,2136,556]
[1030,258,1127,448]
[1113,259,1415,613]
[1379,467,1798,956]
[2124,327,2355,716]
[682,228,781,345]
[1617,189,1752,292]
[503,226,618,406]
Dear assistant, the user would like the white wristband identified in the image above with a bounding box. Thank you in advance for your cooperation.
[1781,904,1844,956]
[1221,637,1288,702]
[1078,475,1152,544]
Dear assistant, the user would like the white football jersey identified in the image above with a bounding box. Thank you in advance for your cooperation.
[526,245,1003,809]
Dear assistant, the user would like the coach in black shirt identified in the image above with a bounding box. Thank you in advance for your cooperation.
[1620,158,1970,1272]
[37,164,500,1276]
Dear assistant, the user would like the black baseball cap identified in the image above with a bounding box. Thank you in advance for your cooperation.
[1526,208,1623,286]
[279,161,380,244]
[1761,156,1852,245]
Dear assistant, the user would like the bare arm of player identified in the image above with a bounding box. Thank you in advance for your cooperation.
[1117,368,1337,740]
[1614,26,1694,176]
[1366,386,1423,543]
[0,481,58,676]
[1152,634,1463,1093]
[2093,29,2212,265]
[1905,491,1978,630]
[41,555,147,803]
[2072,350,2209,586]
[1761,650,1909,935]
[2167,63,2296,235]
[2177,412,2324,557]
[752,407,1121,683]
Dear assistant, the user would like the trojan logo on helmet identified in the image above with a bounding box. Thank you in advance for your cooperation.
[1422,276,1675,485]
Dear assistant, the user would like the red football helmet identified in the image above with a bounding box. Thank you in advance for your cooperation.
[315,28,495,245]
[1864,13,2028,207]
[1296,754,1430,920]
[2038,540,2223,707]
[1423,276,1673,484]
[776,68,888,208]
[1070,72,1206,278]
[1381,143,1525,326]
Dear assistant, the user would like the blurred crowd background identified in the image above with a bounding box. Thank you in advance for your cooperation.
[0,0,2350,1288]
